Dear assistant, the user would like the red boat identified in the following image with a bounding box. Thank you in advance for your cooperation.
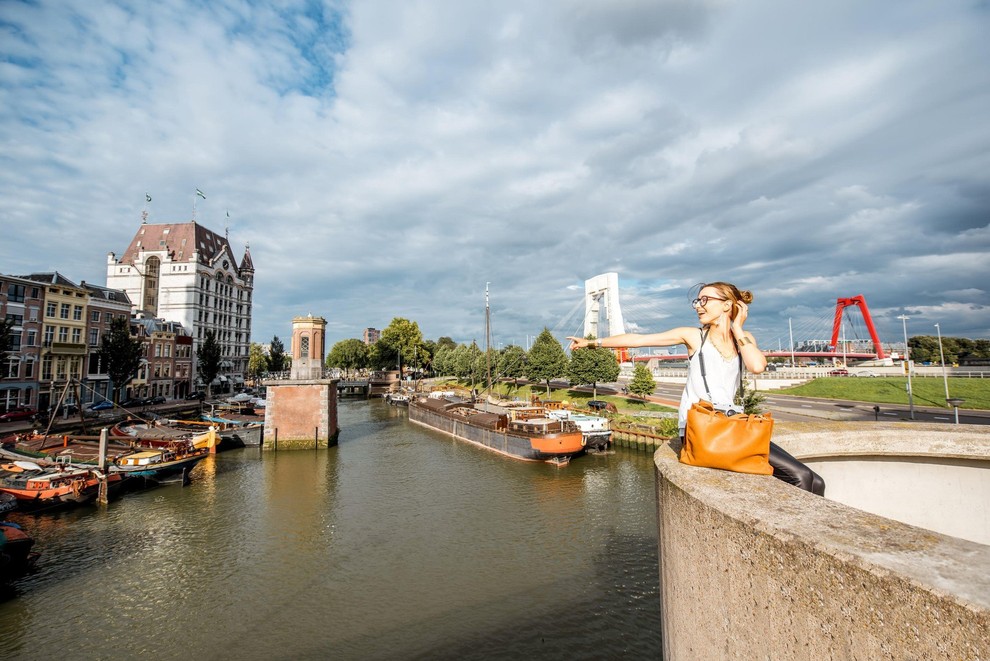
[0,461,122,511]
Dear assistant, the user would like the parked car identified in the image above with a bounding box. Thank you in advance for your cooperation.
[119,397,144,408]
[148,395,166,405]
[86,400,114,411]
[828,369,850,376]
[0,407,37,423]
[185,391,206,400]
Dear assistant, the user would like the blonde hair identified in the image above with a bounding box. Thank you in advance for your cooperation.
[700,282,754,340]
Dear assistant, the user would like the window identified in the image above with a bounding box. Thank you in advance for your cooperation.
[43,327,54,345]
[300,335,310,356]
[154,343,162,358]
[26,330,36,347]
[24,360,34,378]
[41,357,52,380]
[58,327,68,342]
[46,302,56,317]
[5,313,23,326]
[5,358,18,379]
[165,344,171,358]
[90,329,99,346]
[60,303,70,319]
[7,284,25,303]
[71,328,81,344]
[73,305,82,321]
[9,333,20,351]
[30,287,40,299]
[91,310,101,322]
[28,307,38,322]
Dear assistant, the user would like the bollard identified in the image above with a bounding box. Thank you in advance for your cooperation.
[315,427,319,450]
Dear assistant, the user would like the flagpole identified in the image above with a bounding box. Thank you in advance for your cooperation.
[193,188,206,221]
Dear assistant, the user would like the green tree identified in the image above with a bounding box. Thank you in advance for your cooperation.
[97,317,145,403]
[248,343,269,383]
[197,330,223,398]
[739,381,767,415]
[433,345,452,376]
[497,344,528,391]
[436,336,457,352]
[267,335,287,373]
[379,317,424,376]
[908,335,940,363]
[326,338,369,376]
[628,363,656,401]
[473,346,498,392]
[419,339,437,376]
[450,344,470,379]
[568,340,620,398]
[0,317,14,357]
[526,328,569,400]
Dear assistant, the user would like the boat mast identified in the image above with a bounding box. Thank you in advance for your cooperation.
[485,282,492,397]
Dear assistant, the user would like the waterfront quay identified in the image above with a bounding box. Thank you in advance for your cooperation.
[0,399,662,660]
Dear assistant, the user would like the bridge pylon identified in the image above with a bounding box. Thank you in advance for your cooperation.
[584,272,626,340]
[830,295,887,359]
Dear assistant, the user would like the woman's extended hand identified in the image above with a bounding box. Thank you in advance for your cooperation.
[566,336,588,350]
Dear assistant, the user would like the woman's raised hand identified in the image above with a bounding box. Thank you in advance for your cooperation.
[731,301,749,333]
[566,336,587,350]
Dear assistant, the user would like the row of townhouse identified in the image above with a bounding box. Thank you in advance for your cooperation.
[0,272,197,414]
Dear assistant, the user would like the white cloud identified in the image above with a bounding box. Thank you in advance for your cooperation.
[1,0,988,348]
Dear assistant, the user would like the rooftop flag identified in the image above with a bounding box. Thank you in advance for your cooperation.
[196,189,206,199]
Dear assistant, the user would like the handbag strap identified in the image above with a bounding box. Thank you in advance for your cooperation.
[696,328,744,405]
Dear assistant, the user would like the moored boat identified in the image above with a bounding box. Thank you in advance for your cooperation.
[113,416,253,450]
[408,395,586,463]
[0,461,122,511]
[546,409,612,450]
[0,521,37,581]
[111,445,209,480]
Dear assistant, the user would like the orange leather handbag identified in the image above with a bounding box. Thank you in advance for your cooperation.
[679,329,774,475]
[681,400,773,474]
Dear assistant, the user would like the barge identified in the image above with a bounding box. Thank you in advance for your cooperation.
[408,395,586,463]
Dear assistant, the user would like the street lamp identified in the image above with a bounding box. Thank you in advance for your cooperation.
[934,323,950,401]
[897,315,914,420]
[946,397,965,425]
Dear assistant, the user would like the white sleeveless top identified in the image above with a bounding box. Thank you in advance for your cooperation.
[677,330,740,435]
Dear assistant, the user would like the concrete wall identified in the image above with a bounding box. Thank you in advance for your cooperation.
[654,422,990,660]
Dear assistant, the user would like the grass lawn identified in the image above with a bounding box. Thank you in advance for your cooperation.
[775,377,990,410]
[437,379,676,414]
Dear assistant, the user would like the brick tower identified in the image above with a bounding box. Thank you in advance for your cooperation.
[262,315,339,450]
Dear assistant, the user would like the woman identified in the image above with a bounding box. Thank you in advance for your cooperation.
[568,282,824,495]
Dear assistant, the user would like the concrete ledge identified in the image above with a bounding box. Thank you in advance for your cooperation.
[654,421,990,660]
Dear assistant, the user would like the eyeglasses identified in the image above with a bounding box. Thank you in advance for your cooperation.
[691,295,727,308]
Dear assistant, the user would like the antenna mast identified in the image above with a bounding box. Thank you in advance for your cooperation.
[485,283,492,395]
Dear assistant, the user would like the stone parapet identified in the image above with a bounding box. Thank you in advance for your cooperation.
[654,421,990,660]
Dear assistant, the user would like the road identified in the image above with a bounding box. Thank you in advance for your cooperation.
[590,381,990,426]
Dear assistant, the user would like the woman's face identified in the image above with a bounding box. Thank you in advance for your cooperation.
[693,287,732,325]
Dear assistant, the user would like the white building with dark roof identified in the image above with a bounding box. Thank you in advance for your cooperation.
[106,220,254,390]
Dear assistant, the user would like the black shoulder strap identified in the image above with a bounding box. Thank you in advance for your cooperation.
[696,327,744,405]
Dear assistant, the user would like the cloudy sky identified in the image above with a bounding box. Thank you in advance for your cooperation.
[2,0,988,354]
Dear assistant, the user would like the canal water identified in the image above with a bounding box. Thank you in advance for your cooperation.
[1,400,662,660]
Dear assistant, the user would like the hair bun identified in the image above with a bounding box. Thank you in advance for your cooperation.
[739,290,754,304]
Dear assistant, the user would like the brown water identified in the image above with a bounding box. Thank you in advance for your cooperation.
[0,399,662,660]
